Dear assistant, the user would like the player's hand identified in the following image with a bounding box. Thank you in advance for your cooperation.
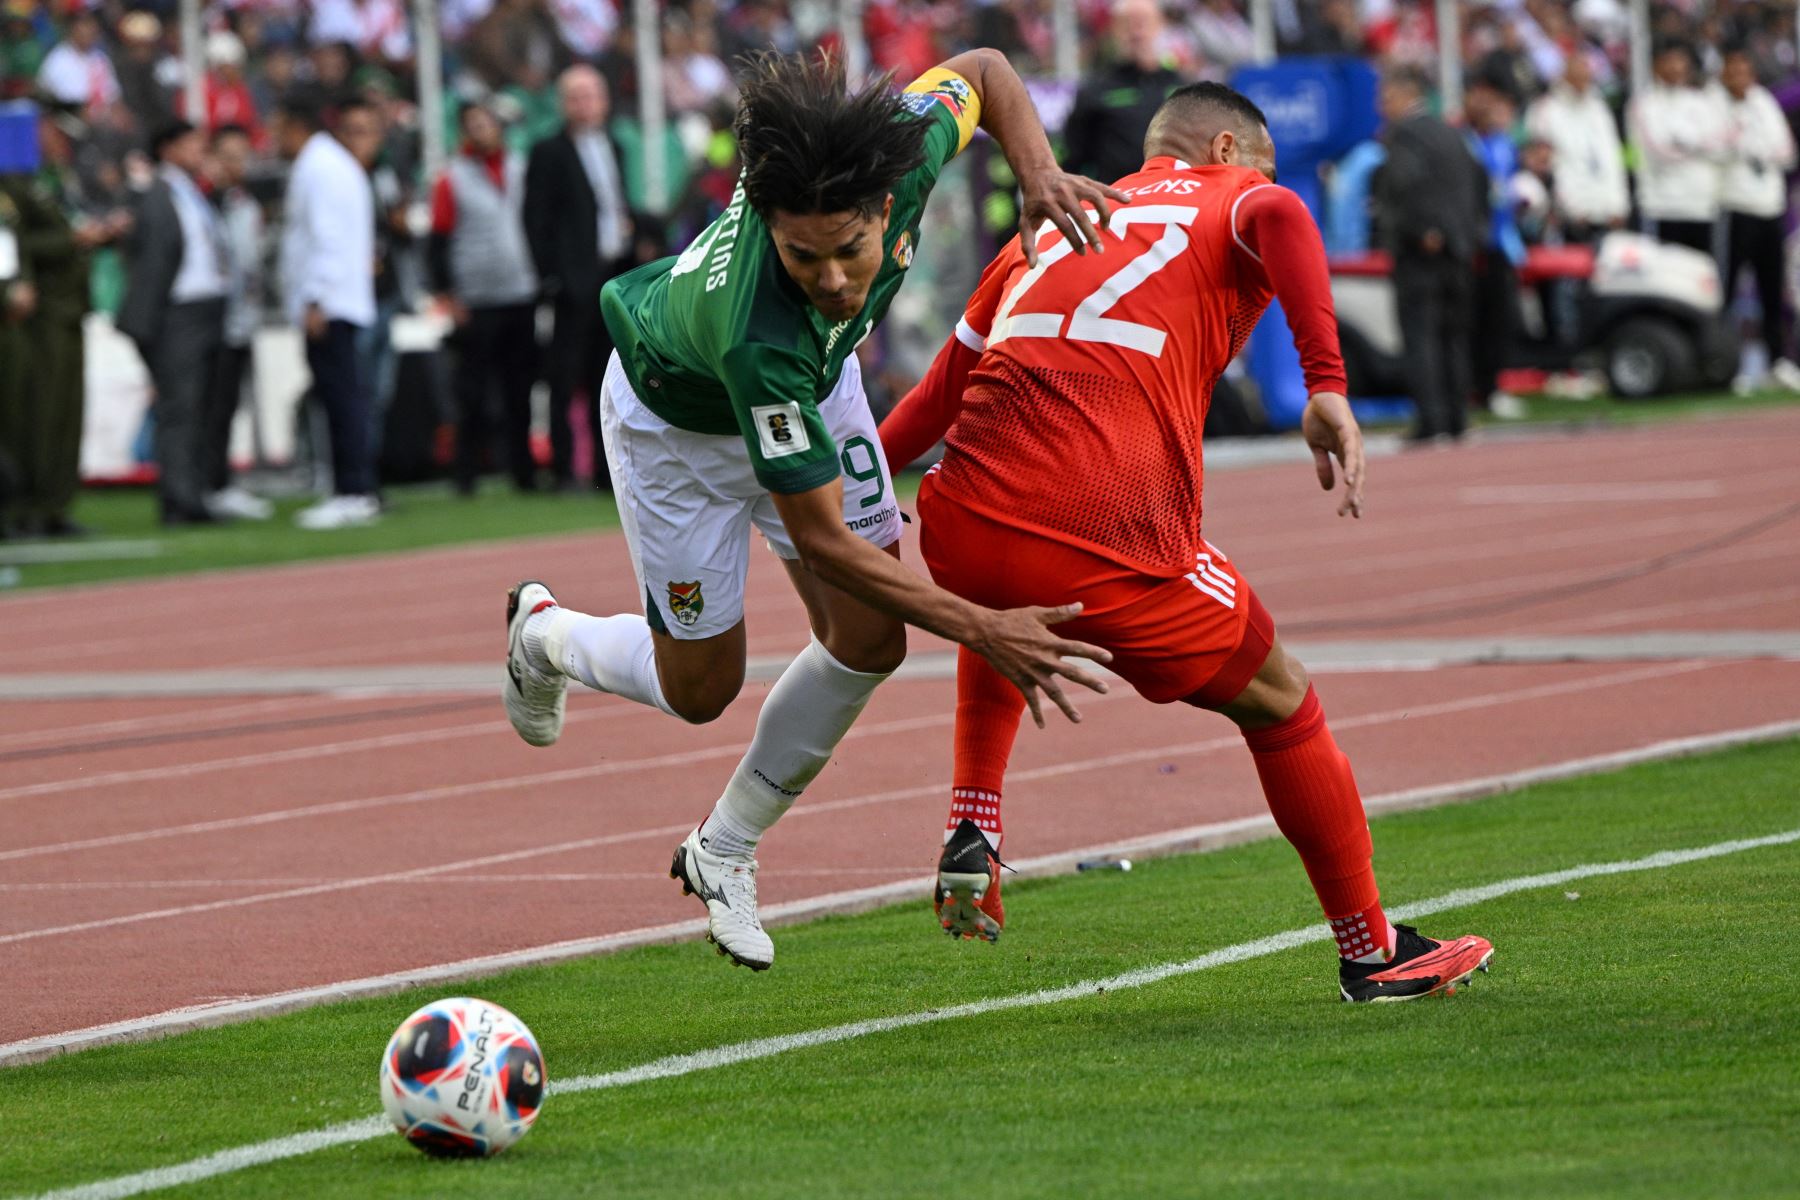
[973,603,1112,728]
[1016,168,1132,265]
[1301,391,1366,518]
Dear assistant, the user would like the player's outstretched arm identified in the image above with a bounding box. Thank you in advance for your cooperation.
[937,48,1130,266]
[771,482,1111,727]
[1234,184,1365,518]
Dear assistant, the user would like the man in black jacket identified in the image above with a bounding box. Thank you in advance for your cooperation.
[118,119,229,524]
[1371,69,1487,442]
[1061,0,1182,186]
[524,64,630,491]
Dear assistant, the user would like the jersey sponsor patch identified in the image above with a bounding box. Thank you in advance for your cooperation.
[751,402,811,459]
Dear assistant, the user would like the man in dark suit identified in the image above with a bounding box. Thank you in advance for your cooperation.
[524,64,630,491]
[118,118,229,524]
[1062,0,1183,185]
[1371,69,1488,443]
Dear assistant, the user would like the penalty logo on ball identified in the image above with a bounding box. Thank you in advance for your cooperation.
[379,997,546,1158]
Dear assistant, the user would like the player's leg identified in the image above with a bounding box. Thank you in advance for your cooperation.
[504,354,755,744]
[1198,604,1494,1002]
[671,357,907,969]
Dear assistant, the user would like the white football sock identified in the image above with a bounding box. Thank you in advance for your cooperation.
[700,637,892,856]
[526,608,676,717]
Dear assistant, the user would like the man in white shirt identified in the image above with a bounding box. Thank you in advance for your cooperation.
[1525,49,1628,242]
[1627,39,1727,255]
[1717,47,1800,390]
[35,10,119,112]
[118,120,229,526]
[276,97,381,530]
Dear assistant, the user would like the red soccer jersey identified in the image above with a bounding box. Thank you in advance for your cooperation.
[927,158,1342,575]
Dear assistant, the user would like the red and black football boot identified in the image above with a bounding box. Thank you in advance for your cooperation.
[934,818,1004,943]
[1339,923,1494,1002]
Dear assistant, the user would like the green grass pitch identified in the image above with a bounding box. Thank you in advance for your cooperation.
[5,738,1798,1199]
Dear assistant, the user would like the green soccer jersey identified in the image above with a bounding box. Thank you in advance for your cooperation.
[602,68,981,495]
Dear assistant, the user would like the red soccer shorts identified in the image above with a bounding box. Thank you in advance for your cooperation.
[917,473,1276,706]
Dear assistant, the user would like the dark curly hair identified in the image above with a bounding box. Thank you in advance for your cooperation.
[734,52,931,220]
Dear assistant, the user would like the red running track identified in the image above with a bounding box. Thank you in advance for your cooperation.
[2,411,1798,1046]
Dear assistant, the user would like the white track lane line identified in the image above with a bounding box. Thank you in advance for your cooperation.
[0,658,1715,867]
[0,695,354,752]
[0,661,1718,946]
[17,825,1800,1200]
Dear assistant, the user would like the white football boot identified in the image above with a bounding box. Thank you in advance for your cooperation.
[503,580,568,747]
[670,828,774,970]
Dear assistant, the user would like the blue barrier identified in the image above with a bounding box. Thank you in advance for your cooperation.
[0,102,39,175]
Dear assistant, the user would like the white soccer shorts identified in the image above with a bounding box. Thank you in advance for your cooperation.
[598,350,902,641]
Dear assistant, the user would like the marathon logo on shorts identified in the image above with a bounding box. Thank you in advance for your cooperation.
[667,580,705,627]
[751,402,810,458]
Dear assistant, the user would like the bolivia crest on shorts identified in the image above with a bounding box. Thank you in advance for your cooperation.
[893,231,914,270]
[667,580,704,627]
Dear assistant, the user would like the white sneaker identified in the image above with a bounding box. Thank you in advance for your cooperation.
[503,580,567,748]
[295,494,380,531]
[1487,391,1529,420]
[670,828,774,970]
[206,486,274,521]
[1770,359,1800,392]
[1731,372,1762,397]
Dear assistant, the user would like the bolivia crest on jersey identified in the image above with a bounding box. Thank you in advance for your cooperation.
[667,580,704,627]
[893,231,914,270]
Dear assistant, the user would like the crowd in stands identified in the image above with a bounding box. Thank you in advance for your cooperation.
[3,0,1800,534]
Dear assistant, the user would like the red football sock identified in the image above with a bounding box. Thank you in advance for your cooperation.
[946,647,1024,852]
[1241,685,1394,961]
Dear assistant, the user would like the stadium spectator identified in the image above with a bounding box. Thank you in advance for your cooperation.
[1062,0,1183,186]
[114,11,173,136]
[203,124,273,522]
[526,64,629,492]
[662,9,732,116]
[36,7,117,114]
[430,99,539,495]
[1465,75,1527,416]
[1718,46,1799,392]
[118,119,230,526]
[0,102,118,537]
[1629,39,1727,255]
[1186,0,1257,70]
[1372,68,1485,443]
[465,0,572,94]
[310,0,413,66]
[361,87,417,460]
[186,33,264,147]
[1525,48,1629,242]
[277,96,381,530]
[0,1,45,102]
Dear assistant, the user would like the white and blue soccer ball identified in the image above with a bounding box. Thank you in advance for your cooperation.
[379,996,546,1157]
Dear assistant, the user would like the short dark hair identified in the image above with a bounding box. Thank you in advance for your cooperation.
[277,94,324,132]
[150,118,197,159]
[335,97,378,128]
[212,122,252,145]
[1146,81,1269,156]
[734,51,930,220]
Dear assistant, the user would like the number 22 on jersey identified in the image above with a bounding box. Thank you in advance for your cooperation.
[987,205,1200,359]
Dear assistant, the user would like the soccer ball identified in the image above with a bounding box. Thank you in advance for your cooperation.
[379,996,546,1157]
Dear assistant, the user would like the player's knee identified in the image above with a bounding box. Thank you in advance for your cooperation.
[821,623,907,677]
[661,677,741,725]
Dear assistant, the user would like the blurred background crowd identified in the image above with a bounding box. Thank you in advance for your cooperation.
[2,0,1799,537]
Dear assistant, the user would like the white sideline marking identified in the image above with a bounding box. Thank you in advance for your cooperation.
[6,713,1796,1070]
[19,826,1800,1200]
[0,661,1712,944]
